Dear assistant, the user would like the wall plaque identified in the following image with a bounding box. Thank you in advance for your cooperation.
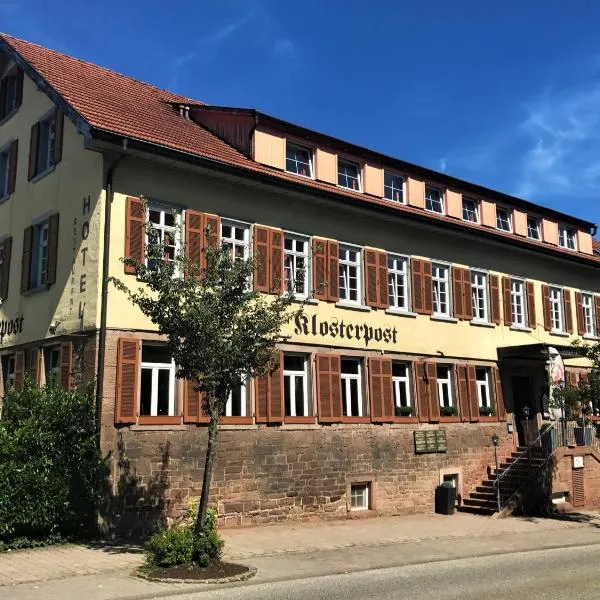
[414,430,447,454]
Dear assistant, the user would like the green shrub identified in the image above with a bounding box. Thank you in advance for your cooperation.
[479,406,494,417]
[145,506,223,568]
[440,406,458,417]
[0,380,106,548]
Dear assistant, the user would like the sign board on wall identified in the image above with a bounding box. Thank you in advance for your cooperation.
[573,456,584,469]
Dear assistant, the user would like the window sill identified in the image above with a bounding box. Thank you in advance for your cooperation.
[0,193,10,206]
[385,308,416,318]
[425,208,445,216]
[439,416,461,423]
[550,331,570,338]
[138,415,182,425]
[470,320,495,329]
[220,416,253,425]
[583,334,599,341]
[284,416,316,424]
[292,297,318,305]
[393,416,419,424]
[431,315,458,323]
[341,416,371,424]
[337,184,362,194]
[31,164,56,184]
[509,325,532,333]
[335,302,371,312]
[478,415,499,423]
[0,107,18,127]
[22,284,50,296]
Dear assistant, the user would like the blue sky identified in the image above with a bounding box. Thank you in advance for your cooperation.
[3,0,600,226]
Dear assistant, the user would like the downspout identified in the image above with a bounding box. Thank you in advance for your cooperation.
[95,142,127,432]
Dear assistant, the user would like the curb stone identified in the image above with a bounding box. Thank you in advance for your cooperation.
[135,565,257,585]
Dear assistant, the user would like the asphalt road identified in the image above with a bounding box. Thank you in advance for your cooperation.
[169,543,600,600]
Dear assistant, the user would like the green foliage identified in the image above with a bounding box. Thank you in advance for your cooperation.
[478,406,494,417]
[440,405,458,417]
[395,405,412,417]
[440,481,455,489]
[145,507,223,568]
[0,381,106,548]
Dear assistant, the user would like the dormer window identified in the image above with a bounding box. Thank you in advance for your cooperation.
[384,172,404,202]
[558,225,577,250]
[462,197,479,223]
[425,186,444,214]
[496,206,512,232]
[285,143,313,178]
[0,67,23,121]
[527,216,541,240]
[338,159,361,191]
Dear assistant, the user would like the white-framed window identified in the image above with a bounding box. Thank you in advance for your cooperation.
[549,287,564,333]
[476,367,491,409]
[284,234,309,297]
[283,354,309,417]
[147,205,180,267]
[496,207,512,232]
[582,293,596,337]
[221,220,250,262]
[2,354,16,389]
[225,382,247,417]
[392,361,412,413]
[384,172,404,203]
[29,222,49,289]
[437,365,454,408]
[339,245,361,304]
[527,216,541,240]
[432,263,450,317]
[140,344,176,417]
[559,225,577,251]
[471,270,489,322]
[350,482,370,511]
[388,255,409,311]
[0,68,20,120]
[510,279,526,327]
[44,346,61,385]
[462,197,480,223]
[425,186,444,214]
[35,113,57,177]
[338,159,361,191]
[285,143,313,178]
[0,144,11,199]
[341,358,363,417]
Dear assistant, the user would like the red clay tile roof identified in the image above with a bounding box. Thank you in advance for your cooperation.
[1,33,598,265]
[593,240,600,253]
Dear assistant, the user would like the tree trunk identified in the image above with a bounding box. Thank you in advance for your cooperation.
[195,409,220,535]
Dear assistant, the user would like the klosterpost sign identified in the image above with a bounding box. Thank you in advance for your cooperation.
[0,314,24,343]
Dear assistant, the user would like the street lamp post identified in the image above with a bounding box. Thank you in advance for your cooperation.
[492,433,501,513]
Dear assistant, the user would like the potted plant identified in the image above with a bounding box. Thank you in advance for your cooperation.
[395,405,412,417]
[479,406,494,417]
[435,481,456,515]
[440,406,458,417]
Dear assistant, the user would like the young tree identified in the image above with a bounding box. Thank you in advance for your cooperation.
[111,204,305,534]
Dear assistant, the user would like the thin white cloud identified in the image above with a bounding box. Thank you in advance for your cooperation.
[438,157,447,173]
[200,14,254,47]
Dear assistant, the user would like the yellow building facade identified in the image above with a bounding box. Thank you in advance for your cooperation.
[0,34,599,533]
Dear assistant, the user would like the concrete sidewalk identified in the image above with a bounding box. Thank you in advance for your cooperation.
[1,511,600,599]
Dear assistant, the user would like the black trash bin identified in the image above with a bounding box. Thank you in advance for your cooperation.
[435,484,456,515]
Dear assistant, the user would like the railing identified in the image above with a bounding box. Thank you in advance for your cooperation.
[493,419,598,511]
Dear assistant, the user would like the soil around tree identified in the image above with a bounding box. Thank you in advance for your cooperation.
[141,561,255,583]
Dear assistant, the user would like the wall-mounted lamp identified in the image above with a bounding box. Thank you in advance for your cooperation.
[48,320,60,335]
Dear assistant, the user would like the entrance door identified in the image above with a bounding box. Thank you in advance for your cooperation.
[512,375,537,446]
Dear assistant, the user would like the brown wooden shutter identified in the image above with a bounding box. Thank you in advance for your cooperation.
[564,289,574,334]
[312,238,327,301]
[8,139,17,194]
[377,251,389,309]
[269,229,283,294]
[365,249,379,309]
[28,122,39,180]
[368,357,394,422]
[253,225,270,292]
[0,236,11,301]
[205,214,220,250]
[183,379,208,423]
[316,354,342,423]
[20,225,32,293]
[492,366,505,420]
[416,361,438,422]
[115,338,140,424]
[595,296,600,335]
[53,109,64,165]
[28,348,41,386]
[502,277,512,325]
[456,364,470,421]
[59,342,72,391]
[423,261,433,315]
[462,268,473,320]
[412,259,425,314]
[255,374,269,423]
[467,365,480,422]
[453,267,464,319]
[576,292,586,336]
[490,274,501,325]
[14,351,25,390]
[572,467,584,507]
[327,241,339,302]
[542,284,551,331]
[185,210,204,269]
[255,353,284,423]
[426,361,439,421]
[46,213,59,286]
[124,197,145,274]
[415,361,428,422]
[15,68,23,108]
[566,370,578,389]
[526,281,536,329]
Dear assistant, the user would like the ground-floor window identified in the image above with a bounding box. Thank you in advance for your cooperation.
[392,361,412,416]
[437,365,455,415]
[225,382,247,417]
[476,367,492,415]
[44,346,61,385]
[140,344,175,417]
[341,357,364,417]
[2,354,15,389]
[284,354,309,417]
[350,482,371,511]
